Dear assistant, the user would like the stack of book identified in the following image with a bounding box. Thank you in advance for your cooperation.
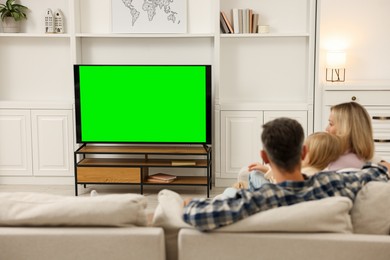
[147,173,177,183]
[220,9,259,34]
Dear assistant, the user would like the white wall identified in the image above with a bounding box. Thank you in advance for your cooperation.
[317,0,390,82]
[314,0,390,131]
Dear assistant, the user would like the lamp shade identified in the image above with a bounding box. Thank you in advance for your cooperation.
[326,51,346,68]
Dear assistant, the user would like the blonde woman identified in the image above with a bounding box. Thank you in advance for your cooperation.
[326,102,375,170]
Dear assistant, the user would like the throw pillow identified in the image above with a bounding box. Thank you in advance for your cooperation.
[218,196,352,233]
[351,182,390,235]
[152,189,353,233]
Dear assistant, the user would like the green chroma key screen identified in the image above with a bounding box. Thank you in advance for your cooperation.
[74,65,211,144]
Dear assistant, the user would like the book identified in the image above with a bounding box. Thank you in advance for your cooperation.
[232,8,239,34]
[221,11,234,33]
[243,9,248,33]
[238,9,243,34]
[171,160,196,166]
[148,173,177,182]
[249,9,253,33]
[147,177,175,183]
[220,13,229,33]
[252,13,259,33]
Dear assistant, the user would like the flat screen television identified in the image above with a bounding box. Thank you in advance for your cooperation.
[74,64,212,144]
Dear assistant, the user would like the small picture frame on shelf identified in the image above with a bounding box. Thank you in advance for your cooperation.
[111,0,187,33]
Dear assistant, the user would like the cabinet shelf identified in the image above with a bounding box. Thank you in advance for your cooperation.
[220,32,310,38]
[143,176,207,185]
[75,33,214,38]
[76,145,209,155]
[78,158,209,168]
[0,33,71,38]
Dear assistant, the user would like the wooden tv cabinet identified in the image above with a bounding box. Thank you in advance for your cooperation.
[74,144,212,197]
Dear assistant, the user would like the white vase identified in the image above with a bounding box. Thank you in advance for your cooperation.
[2,17,20,33]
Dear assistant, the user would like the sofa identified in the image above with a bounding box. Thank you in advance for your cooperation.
[152,182,390,260]
[0,192,165,260]
[1,182,390,260]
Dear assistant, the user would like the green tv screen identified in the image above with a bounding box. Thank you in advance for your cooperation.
[74,65,212,144]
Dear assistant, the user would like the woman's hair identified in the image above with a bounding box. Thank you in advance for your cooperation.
[305,132,342,170]
[330,102,374,161]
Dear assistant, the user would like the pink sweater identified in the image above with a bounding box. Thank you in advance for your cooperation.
[327,152,365,171]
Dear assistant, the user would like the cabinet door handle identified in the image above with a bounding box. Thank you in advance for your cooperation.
[372,116,390,120]
[374,139,390,143]
[351,96,356,101]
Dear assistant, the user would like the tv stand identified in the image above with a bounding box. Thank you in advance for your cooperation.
[74,144,212,197]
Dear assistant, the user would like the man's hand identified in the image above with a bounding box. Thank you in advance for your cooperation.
[183,198,193,207]
[379,160,390,177]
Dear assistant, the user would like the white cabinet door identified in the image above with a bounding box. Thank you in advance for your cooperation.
[264,111,308,136]
[220,110,308,180]
[221,111,263,178]
[31,110,74,176]
[0,110,32,176]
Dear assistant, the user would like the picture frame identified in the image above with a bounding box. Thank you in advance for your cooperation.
[111,0,187,33]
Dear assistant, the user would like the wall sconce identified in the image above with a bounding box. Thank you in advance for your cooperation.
[326,51,346,82]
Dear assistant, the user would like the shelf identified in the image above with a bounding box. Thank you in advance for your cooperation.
[0,33,213,39]
[220,33,310,38]
[217,102,310,111]
[322,81,390,91]
[143,176,207,185]
[0,33,71,38]
[0,101,74,109]
[78,158,209,168]
[75,33,215,38]
[76,145,210,155]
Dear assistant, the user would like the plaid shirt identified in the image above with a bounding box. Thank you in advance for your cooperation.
[183,163,389,231]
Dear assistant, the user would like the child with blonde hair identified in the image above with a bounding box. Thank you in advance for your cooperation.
[302,132,343,175]
[229,132,343,195]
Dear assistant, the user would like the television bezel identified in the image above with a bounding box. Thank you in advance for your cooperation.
[74,64,212,145]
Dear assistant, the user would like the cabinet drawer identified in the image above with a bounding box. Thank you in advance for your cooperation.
[77,167,141,183]
[367,108,390,132]
[323,91,390,106]
[372,131,390,153]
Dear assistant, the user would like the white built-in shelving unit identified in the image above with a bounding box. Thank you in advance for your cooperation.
[0,0,316,186]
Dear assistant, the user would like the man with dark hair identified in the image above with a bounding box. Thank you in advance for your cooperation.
[183,117,389,231]
[261,117,305,175]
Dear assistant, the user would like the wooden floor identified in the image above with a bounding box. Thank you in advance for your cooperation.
[0,184,225,215]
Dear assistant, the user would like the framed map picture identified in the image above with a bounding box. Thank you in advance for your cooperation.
[112,0,187,33]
